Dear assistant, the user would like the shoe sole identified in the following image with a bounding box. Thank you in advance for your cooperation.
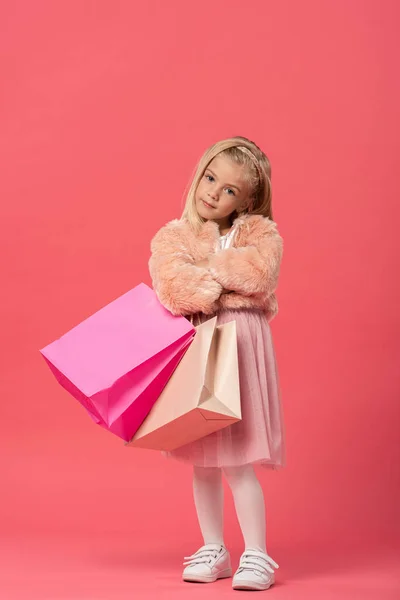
[183,568,232,583]
[233,580,274,591]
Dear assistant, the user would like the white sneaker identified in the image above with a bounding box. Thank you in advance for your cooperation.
[232,549,279,591]
[183,543,232,583]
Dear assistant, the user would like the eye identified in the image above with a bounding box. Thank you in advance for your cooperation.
[225,188,235,196]
[205,174,214,182]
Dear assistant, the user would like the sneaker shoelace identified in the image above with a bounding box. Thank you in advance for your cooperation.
[237,550,279,578]
[183,544,224,567]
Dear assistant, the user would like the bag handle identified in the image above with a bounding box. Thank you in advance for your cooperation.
[189,313,202,327]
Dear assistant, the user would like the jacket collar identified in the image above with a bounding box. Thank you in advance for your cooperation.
[191,213,262,250]
[200,213,261,235]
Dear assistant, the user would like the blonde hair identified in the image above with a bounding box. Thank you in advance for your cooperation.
[181,136,273,230]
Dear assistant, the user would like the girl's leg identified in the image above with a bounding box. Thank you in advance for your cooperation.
[223,464,267,552]
[193,466,225,545]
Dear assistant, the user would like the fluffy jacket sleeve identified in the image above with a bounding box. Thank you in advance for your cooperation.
[208,219,283,296]
[149,221,223,316]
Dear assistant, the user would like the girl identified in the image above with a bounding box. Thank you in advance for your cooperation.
[149,136,285,592]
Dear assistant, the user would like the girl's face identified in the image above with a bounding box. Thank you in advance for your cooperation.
[195,155,252,228]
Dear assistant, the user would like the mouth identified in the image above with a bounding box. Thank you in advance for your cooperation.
[202,200,216,209]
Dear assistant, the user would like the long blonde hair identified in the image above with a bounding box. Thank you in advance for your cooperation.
[181,136,272,230]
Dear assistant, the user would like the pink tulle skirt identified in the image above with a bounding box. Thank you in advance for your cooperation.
[163,309,286,470]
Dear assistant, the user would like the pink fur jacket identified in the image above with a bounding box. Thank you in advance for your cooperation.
[149,214,283,321]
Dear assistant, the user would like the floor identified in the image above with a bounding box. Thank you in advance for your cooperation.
[1,534,399,599]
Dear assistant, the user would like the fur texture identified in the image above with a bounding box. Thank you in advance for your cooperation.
[149,214,283,320]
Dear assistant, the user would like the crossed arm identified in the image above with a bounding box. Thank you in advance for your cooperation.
[208,229,283,297]
[149,222,283,315]
[149,230,223,315]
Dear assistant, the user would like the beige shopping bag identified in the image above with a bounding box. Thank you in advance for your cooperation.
[127,317,241,451]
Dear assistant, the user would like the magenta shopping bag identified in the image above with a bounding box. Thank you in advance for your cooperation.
[40,283,195,441]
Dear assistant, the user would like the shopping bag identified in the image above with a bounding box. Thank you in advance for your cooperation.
[127,316,241,451]
[40,283,195,441]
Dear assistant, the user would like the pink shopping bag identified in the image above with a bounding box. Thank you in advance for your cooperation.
[40,283,195,441]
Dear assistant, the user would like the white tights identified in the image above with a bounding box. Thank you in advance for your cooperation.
[193,464,267,552]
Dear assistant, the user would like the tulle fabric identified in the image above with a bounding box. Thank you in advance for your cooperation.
[162,309,286,470]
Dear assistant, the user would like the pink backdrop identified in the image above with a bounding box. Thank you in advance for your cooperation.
[1,1,399,598]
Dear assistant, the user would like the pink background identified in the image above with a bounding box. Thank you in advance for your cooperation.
[1,1,399,598]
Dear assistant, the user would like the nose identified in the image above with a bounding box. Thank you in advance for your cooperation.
[208,187,218,201]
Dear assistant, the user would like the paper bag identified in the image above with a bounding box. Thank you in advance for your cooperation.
[128,317,241,451]
[40,283,195,441]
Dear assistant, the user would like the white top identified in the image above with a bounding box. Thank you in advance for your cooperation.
[217,226,237,251]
